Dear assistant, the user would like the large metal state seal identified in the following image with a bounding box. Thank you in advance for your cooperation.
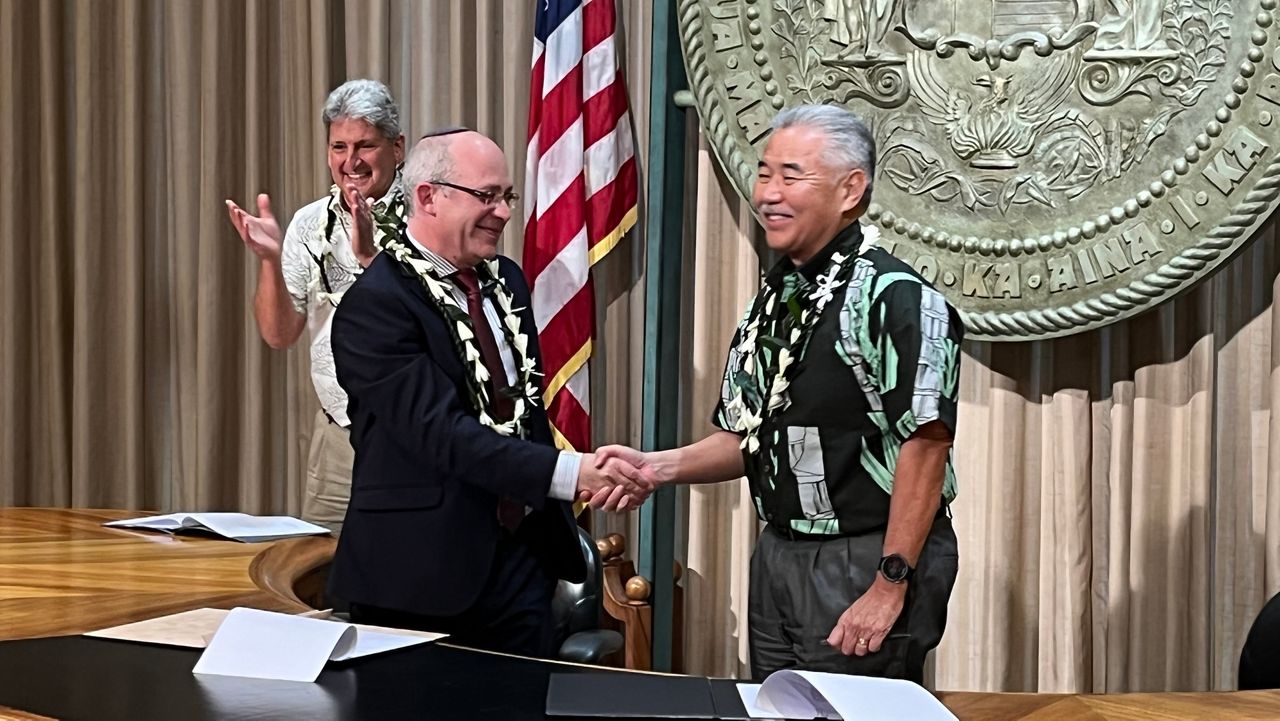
[679,0,1280,340]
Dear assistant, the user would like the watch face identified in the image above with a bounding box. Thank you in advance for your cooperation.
[881,554,910,582]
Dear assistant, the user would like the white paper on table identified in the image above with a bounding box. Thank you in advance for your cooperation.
[191,513,329,541]
[735,683,786,720]
[736,670,957,721]
[85,607,333,648]
[103,512,330,542]
[191,607,438,682]
[86,608,236,648]
[328,623,434,661]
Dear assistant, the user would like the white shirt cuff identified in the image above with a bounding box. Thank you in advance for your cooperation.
[549,451,582,502]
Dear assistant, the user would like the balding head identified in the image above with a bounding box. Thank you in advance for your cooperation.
[401,133,459,212]
[401,130,516,268]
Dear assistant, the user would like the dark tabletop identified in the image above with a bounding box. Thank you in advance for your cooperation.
[0,634,670,721]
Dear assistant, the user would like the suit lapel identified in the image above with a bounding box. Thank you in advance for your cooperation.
[382,246,469,383]
[388,250,554,445]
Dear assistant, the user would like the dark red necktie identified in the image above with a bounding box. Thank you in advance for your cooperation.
[454,268,515,420]
[454,268,523,531]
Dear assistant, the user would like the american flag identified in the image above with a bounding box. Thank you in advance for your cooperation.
[524,0,639,452]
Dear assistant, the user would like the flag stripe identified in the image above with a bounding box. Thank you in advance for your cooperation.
[531,225,589,332]
[587,160,638,257]
[547,381,591,453]
[583,79,632,154]
[544,339,594,409]
[564,361,591,414]
[582,37,618,101]
[541,6,583,94]
[588,205,637,266]
[582,0,615,50]
[536,285,595,390]
[584,115,633,196]
[534,119,585,219]
[522,131,541,227]
[550,423,578,454]
[539,63,584,153]
[526,174,586,281]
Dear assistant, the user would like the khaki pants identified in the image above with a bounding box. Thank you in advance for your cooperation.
[302,410,354,535]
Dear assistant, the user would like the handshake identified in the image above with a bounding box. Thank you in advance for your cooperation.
[574,445,670,512]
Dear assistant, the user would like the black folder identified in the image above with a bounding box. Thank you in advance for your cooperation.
[546,672,755,719]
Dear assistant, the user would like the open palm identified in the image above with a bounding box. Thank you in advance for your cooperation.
[225,193,283,261]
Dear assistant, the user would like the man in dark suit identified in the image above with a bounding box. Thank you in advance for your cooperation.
[329,128,646,657]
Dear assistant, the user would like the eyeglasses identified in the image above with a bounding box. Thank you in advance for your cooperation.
[431,180,520,210]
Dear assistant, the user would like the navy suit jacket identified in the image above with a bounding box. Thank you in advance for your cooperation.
[328,245,586,617]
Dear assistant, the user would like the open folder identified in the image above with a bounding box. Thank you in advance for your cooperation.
[737,670,957,720]
[103,512,330,542]
[546,670,956,720]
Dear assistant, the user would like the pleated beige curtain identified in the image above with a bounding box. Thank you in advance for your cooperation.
[947,238,1280,692]
[0,0,342,512]
[4,0,1280,695]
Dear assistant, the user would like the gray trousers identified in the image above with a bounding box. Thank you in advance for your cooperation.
[748,516,958,683]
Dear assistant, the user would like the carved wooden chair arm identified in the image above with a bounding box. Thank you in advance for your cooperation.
[595,533,685,672]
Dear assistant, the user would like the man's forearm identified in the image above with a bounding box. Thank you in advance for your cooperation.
[254,258,305,349]
[881,421,952,567]
[653,430,745,485]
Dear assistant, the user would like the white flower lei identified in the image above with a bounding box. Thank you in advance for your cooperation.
[384,237,541,437]
[309,180,407,307]
[724,249,852,454]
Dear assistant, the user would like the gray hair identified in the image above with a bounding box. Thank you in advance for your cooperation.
[400,136,457,216]
[770,104,875,199]
[321,79,401,140]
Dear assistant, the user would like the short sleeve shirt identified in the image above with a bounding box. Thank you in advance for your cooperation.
[712,223,963,534]
[280,181,404,426]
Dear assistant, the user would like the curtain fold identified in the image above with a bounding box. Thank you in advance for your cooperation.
[3,0,1279,694]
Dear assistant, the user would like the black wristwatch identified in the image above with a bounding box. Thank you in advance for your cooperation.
[878,553,915,584]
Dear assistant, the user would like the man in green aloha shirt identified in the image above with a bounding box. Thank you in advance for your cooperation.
[594,104,963,683]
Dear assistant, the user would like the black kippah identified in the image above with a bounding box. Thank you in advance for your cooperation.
[420,126,473,139]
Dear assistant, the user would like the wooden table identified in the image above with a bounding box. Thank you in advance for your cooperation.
[939,688,1280,720]
[2,507,1279,720]
[0,507,301,641]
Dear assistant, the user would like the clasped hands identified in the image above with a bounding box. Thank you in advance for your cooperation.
[574,445,668,512]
